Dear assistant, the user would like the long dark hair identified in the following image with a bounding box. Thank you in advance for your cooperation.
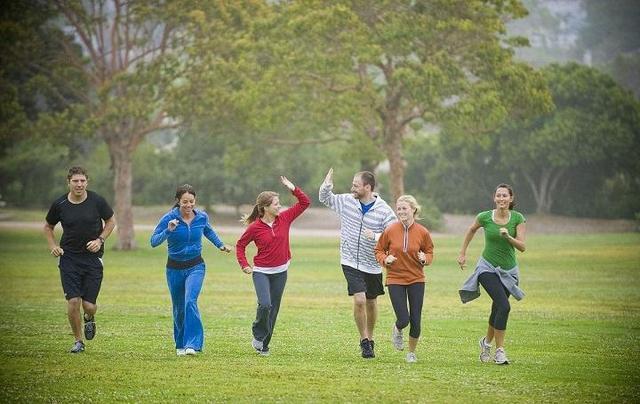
[174,184,196,208]
[242,191,278,225]
[495,183,515,210]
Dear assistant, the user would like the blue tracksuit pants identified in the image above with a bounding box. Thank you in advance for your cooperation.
[166,264,205,350]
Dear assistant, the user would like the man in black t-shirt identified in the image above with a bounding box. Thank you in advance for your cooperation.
[44,167,116,353]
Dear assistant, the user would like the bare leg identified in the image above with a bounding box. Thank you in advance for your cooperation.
[67,297,83,341]
[408,336,419,353]
[353,292,368,339]
[485,325,495,344]
[365,298,377,340]
[82,301,97,319]
[494,329,506,349]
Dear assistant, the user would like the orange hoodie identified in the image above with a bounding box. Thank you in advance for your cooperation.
[375,221,434,285]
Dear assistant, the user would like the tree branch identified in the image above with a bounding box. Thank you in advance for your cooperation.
[53,0,105,79]
[264,135,350,145]
[298,72,360,93]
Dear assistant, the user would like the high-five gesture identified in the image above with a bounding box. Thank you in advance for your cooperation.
[323,168,333,187]
[280,176,295,191]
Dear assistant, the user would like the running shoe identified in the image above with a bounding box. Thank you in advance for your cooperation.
[70,340,85,353]
[406,352,418,363]
[83,315,96,340]
[479,336,492,363]
[252,338,263,353]
[360,338,374,359]
[495,347,510,365]
[391,325,404,351]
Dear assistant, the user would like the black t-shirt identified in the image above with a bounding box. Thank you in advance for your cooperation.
[46,190,114,257]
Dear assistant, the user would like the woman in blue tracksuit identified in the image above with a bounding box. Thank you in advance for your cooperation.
[151,184,231,356]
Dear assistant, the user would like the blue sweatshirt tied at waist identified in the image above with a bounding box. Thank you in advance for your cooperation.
[150,207,224,263]
[458,257,525,304]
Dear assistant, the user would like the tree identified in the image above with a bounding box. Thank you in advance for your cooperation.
[18,1,262,249]
[579,0,640,98]
[0,1,87,206]
[34,0,201,249]
[252,0,551,201]
[497,63,640,214]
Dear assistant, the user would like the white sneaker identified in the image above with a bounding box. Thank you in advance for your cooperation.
[185,348,197,355]
[391,325,404,351]
[252,338,263,353]
[479,337,491,363]
[176,348,186,356]
[406,352,417,363]
[495,347,509,365]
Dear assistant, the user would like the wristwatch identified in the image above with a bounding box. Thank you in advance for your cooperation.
[98,236,105,244]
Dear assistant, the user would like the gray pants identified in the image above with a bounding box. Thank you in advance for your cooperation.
[252,271,287,350]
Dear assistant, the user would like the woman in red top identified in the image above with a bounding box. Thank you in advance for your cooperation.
[375,195,434,363]
[235,176,310,356]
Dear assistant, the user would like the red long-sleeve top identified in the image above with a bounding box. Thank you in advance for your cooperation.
[236,187,310,269]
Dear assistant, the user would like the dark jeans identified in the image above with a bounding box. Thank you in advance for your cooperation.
[387,283,425,339]
[478,272,511,330]
[252,271,288,349]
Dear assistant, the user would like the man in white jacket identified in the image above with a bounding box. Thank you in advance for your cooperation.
[319,168,396,358]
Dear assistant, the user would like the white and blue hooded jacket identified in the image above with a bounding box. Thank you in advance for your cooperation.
[319,182,396,274]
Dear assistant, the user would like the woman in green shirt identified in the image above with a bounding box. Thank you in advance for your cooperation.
[457,184,526,365]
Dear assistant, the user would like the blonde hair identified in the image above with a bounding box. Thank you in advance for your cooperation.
[396,194,422,220]
[242,191,279,225]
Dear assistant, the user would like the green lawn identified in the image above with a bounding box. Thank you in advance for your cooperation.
[0,229,639,403]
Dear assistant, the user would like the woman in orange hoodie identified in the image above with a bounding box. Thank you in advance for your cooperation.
[375,195,434,363]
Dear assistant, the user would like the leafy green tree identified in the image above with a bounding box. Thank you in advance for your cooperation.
[497,63,640,214]
[579,0,640,98]
[0,1,99,208]
[5,1,263,249]
[35,0,197,249]
[249,0,551,202]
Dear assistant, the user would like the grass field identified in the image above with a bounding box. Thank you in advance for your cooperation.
[0,228,639,403]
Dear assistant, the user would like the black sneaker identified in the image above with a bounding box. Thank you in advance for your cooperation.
[84,315,96,340]
[360,338,374,359]
[370,339,376,358]
[70,340,85,353]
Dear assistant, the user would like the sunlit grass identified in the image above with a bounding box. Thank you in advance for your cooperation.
[0,229,639,402]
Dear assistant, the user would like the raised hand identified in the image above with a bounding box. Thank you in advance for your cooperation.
[168,219,179,231]
[385,254,397,265]
[323,168,333,186]
[280,176,295,191]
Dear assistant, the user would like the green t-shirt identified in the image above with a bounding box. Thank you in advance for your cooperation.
[477,209,526,270]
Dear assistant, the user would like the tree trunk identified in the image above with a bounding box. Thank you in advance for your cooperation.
[109,142,136,250]
[384,133,405,203]
[523,167,565,214]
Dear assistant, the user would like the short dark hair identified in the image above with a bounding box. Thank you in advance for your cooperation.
[174,184,196,207]
[356,171,376,191]
[67,166,88,180]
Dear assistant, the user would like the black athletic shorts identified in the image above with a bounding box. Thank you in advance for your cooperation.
[59,253,104,304]
[342,265,384,299]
